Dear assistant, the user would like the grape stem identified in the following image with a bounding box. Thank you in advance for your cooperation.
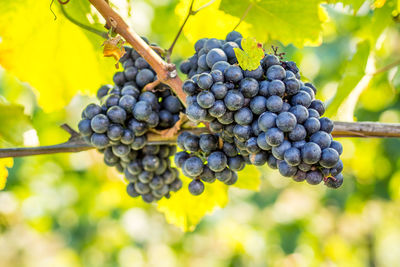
[88,0,187,107]
[1,121,400,158]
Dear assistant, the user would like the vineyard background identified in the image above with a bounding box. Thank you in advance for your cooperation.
[1,0,400,266]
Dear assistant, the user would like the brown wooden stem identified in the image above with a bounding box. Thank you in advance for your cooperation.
[88,0,186,107]
[2,122,400,158]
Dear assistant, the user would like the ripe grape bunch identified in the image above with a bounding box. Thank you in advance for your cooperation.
[177,31,344,195]
[175,132,245,195]
[78,39,183,202]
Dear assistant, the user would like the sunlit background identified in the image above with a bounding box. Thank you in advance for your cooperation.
[1,0,400,266]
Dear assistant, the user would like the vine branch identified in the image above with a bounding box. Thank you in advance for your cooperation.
[1,121,400,158]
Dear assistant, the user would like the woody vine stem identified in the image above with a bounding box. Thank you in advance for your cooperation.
[1,0,400,159]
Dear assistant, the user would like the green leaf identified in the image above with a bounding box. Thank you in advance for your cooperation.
[157,175,228,232]
[325,40,370,117]
[0,103,32,146]
[331,0,366,13]
[219,0,324,47]
[234,38,264,71]
[0,0,112,112]
[393,69,400,92]
[233,165,261,191]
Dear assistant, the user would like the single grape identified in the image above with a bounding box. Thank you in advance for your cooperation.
[133,101,152,121]
[206,48,227,68]
[330,140,343,155]
[222,42,239,59]
[239,78,259,98]
[288,105,309,124]
[215,168,233,182]
[234,107,253,125]
[184,156,204,177]
[207,152,227,172]
[265,127,284,146]
[228,156,245,171]
[288,124,307,141]
[107,106,127,124]
[245,137,261,154]
[319,117,334,133]
[284,147,301,166]
[91,114,110,133]
[261,54,280,69]
[276,112,297,132]
[291,91,312,107]
[107,124,124,141]
[142,155,160,171]
[224,65,243,83]
[319,148,340,168]
[224,90,245,111]
[208,100,227,118]
[233,124,252,141]
[284,78,300,96]
[268,80,285,97]
[304,117,321,135]
[186,102,207,122]
[309,100,325,116]
[278,160,298,177]
[306,170,323,185]
[310,131,332,149]
[184,134,200,152]
[325,173,344,188]
[266,65,286,80]
[91,133,110,148]
[197,73,214,89]
[84,103,103,119]
[266,95,283,113]
[226,31,242,42]
[197,90,215,109]
[182,80,198,95]
[188,180,205,195]
[136,69,155,88]
[258,112,277,131]
[78,119,93,136]
[301,142,321,164]
[199,134,218,153]
[293,170,307,182]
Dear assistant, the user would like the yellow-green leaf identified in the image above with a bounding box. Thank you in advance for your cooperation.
[234,38,264,71]
[233,165,261,191]
[0,0,112,112]
[0,158,13,190]
[325,40,370,117]
[219,0,324,47]
[0,103,32,146]
[157,175,228,232]
[174,0,252,47]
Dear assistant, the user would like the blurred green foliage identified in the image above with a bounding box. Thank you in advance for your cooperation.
[0,0,400,266]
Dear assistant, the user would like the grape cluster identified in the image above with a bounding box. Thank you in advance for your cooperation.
[177,31,344,194]
[175,132,245,195]
[78,40,183,202]
[124,145,182,202]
